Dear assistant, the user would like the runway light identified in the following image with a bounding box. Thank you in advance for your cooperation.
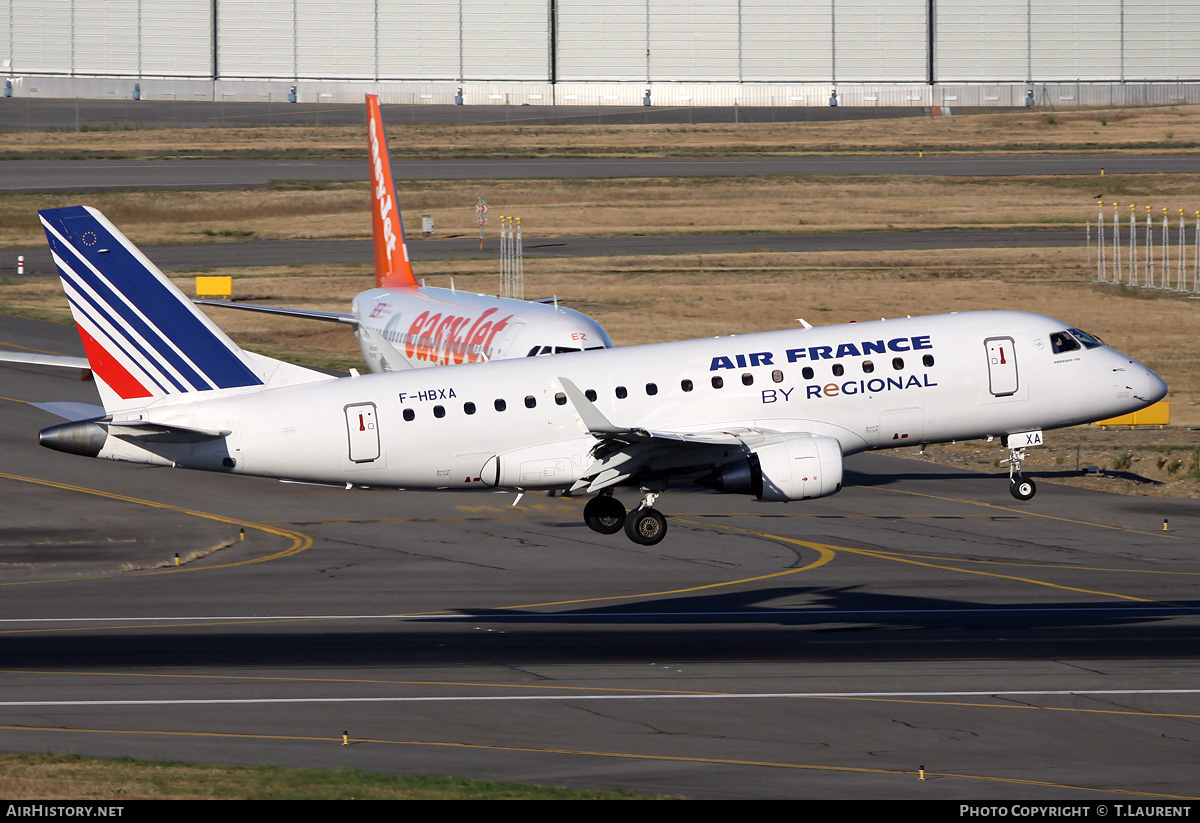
[1163,519,1169,532]
[174,552,179,566]
[919,764,926,780]
[342,731,349,746]
[239,528,245,542]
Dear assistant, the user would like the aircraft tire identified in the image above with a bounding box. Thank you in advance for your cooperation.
[624,507,667,545]
[584,495,626,534]
[1010,478,1037,501]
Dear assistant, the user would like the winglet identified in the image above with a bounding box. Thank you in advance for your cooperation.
[366,94,418,289]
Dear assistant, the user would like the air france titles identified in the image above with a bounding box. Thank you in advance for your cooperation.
[707,335,938,403]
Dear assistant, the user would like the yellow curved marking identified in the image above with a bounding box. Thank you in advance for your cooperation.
[0,723,1193,799]
[0,342,74,355]
[494,528,837,611]
[836,545,1160,603]
[870,485,1184,539]
[835,546,1200,576]
[0,471,311,585]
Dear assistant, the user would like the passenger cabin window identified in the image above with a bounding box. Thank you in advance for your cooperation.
[681,379,694,392]
[464,402,476,415]
[494,399,507,412]
[862,360,875,374]
[802,367,814,380]
[645,383,658,396]
[524,396,536,408]
[742,373,753,386]
[585,389,598,402]
[922,354,935,367]
[402,408,415,422]
[615,386,628,399]
[433,405,446,418]
[554,392,567,405]
[892,357,904,370]
[832,363,844,377]
[771,370,784,383]
[711,376,724,389]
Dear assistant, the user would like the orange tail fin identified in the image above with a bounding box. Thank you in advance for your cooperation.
[366,94,418,288]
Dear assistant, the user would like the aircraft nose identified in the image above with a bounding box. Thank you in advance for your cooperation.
[1142,368,1168,404]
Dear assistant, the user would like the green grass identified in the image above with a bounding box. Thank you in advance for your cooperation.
[0,753,662,800]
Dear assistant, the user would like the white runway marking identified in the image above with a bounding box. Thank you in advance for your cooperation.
[4,690,1200,708]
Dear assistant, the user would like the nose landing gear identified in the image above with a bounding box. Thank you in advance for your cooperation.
[1002,432,1040,501]
[583,488,668,545]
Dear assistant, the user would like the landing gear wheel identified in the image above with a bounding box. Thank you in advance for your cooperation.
[584,495,626,534]
[1010,477,1037,501]
[624,507,667,546]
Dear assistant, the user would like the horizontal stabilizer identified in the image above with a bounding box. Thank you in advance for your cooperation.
[31,401,106,421]
[195,300,356,326]
[0,350,90,370]
[103,419,231,443]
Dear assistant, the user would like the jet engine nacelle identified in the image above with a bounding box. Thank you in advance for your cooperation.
[703,435,843,502]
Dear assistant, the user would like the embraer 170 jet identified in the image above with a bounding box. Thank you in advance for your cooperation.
[34,206,1167,545]
[197,93,612,372]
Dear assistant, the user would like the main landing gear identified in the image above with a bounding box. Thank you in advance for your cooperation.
[583,489,668,545]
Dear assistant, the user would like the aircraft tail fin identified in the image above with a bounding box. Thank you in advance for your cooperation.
[366,94,418,289]
[39,206,328,414]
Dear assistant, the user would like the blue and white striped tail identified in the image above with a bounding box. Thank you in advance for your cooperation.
[40,206,266,412]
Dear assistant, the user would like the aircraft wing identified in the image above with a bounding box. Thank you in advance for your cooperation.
[194,300,357,326]
[0,349,90,370]
[558,377,813,492]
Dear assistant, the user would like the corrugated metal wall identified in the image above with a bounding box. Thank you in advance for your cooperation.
[1,0,212,78]
[1,1,1196,87]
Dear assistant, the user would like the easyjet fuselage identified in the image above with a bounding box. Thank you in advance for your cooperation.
[351,286,611,371]
[92,311,1165,491]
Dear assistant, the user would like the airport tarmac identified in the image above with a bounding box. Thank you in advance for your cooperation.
[0,229,1080,277]
[1,315,1198,799]
[4,155,1199,194]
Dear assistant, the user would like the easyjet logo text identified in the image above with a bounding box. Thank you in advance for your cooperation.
[368,114,399,264]
[404,307,513,365]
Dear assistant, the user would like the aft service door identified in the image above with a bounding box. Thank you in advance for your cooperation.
[984,337,1018,397]
[344,402,380,463]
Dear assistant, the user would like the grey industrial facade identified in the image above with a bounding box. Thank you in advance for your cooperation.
[2,1,1198,106]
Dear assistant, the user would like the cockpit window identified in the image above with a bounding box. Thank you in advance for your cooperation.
[1068,327,1104,349]
[554,346,581,354]
[1049,331,1080,354]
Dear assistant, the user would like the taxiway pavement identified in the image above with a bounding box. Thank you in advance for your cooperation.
[4,155,1199,194]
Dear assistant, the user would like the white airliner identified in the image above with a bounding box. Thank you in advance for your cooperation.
[197,93,612,372]
[33,206,1167,545]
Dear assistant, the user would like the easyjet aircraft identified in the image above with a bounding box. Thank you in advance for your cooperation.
[33,206,1167,545]
[198,94,612,372]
